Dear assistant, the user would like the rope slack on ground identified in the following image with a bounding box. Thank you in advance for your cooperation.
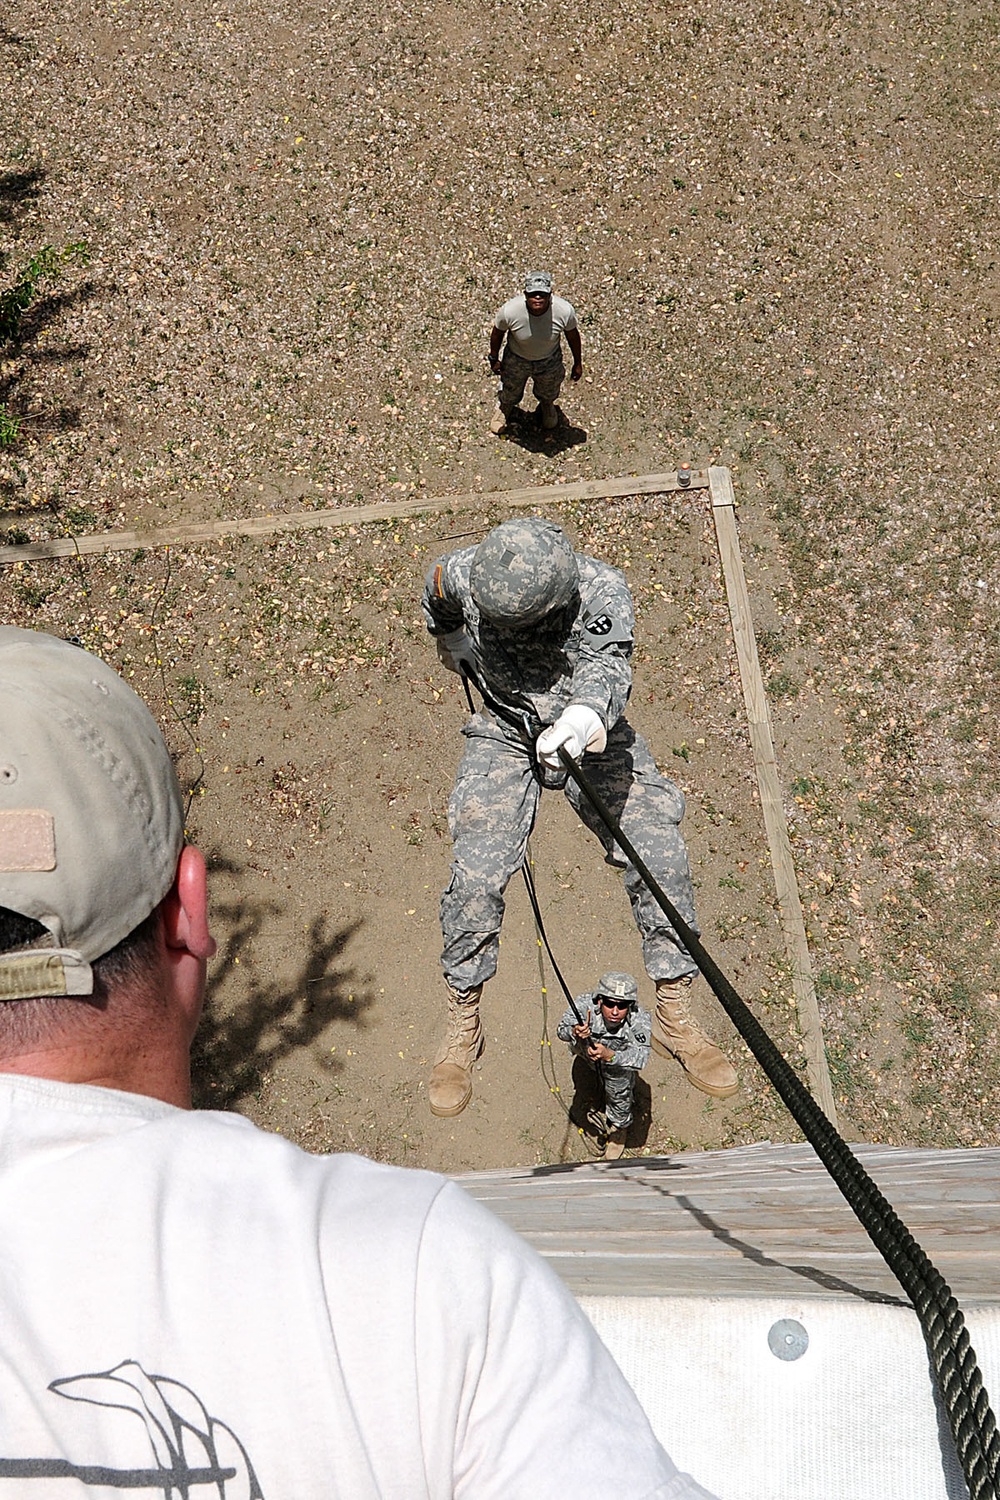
[558,743,1000,1500]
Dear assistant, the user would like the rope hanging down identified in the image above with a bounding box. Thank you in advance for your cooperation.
[521,858,585,1025]
[521,850,606,1160]
[558,745,1000,1500]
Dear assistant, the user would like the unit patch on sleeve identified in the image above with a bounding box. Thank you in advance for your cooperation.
[581,600,632,645]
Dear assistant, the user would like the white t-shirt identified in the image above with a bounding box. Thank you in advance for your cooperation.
[494,294,578,360]
[0,1075,715,1499]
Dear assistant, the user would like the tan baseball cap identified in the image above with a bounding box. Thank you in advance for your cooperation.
[0,629,184,999]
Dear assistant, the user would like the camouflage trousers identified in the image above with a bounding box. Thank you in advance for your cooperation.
[498,347,565,414]
[440,714,700,992]
[592,1060,638,1131]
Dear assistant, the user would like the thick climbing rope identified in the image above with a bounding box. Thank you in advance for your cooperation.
[520,855,585,1025]
[453,662,998,1490]
[559,745,1000,1500]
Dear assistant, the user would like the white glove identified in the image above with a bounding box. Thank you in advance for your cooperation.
[536,705,607,768]
[435,629,474,676]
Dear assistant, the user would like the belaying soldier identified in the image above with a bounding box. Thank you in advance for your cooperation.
[421,515,739,1118]
[557,972,651,1159]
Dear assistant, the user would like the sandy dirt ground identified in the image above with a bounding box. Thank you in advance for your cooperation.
[1,0,997,1167]
[183,497,826,1174]
[0,489,874,1172]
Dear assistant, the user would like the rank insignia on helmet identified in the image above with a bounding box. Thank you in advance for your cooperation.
[587,615,613,636]
[469,518,579,628]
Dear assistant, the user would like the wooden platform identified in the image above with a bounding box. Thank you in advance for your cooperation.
[457,1142,1000,1304]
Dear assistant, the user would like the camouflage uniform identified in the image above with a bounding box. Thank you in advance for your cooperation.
[556,986,651,1130]
[499,346,565,417]
[423,539,700,994]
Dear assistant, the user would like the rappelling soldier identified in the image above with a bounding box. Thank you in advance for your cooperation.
[421,515,739,1118]
[557,972,651,1159]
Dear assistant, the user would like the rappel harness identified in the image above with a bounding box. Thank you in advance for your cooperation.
[457,666,1000,1499]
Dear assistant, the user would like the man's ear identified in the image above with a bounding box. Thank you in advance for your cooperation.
[162,845,217,960]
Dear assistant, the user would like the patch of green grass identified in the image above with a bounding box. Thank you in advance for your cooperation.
[948,713,979,743]
[815,967,861,999]
[766,669,800,701]
[0,406,20,448]
[757,628,784,665]
[12,577,55,610]
[905,812,933,844]
[63,505,98,531]
[827,1039,860,1097]
[901,1010,933,1049]
[0,241,90,342]
[175,673,207,724]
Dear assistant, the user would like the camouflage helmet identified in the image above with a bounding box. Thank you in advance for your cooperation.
[469,518,579,627]
[596,972,638,1007]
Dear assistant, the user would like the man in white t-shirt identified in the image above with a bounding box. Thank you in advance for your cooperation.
[0,627,718,1499]
[488,270,583,434]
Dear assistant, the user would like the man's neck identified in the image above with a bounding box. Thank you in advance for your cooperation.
[0,1041,192,1108]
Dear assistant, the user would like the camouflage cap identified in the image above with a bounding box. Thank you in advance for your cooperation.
[469,518,579,628]
[596,972,639,1005]
[524,271,553,295]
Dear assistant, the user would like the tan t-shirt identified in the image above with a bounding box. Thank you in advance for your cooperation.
[495,294,578,360]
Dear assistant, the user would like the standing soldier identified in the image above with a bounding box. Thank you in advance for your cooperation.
[557,972,651,1159]
[421,515,739,1118]
[488,272,583,435]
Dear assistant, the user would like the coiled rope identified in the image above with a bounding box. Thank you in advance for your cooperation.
[559,745,1000,1500]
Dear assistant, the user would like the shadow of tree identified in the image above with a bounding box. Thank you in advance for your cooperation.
[0,278,97,508]
[0,169,44,227]
[191,891,374,1112]
[13,284,96,348]
[0,154,97,508]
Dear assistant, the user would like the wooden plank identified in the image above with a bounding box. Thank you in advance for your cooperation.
[710,468,837,1123]
[0,469,709,566]
[458,1144,1000,1300]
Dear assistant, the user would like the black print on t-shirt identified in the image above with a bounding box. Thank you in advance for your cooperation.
[0,1359,264,1495]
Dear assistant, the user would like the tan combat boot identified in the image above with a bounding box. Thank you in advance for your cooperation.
[652,977,738,1099]
[428,983,484,1117]
[604,1126,628,1160]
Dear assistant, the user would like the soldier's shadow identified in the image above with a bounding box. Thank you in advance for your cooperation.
[567,1056,652,1150]
[630,1075,652,1148]
[503,404,587,455]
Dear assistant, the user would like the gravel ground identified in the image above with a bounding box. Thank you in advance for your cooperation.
[1,0,997,1161]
